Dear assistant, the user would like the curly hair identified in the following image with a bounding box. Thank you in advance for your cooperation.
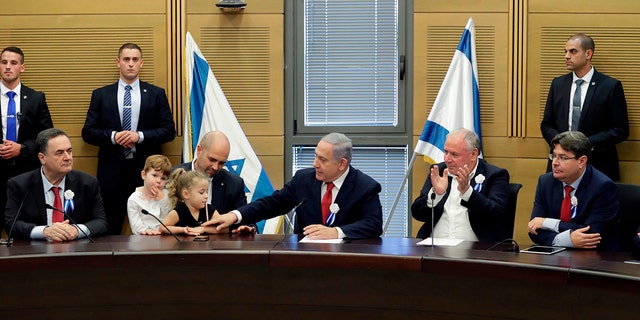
[165,169,209,208]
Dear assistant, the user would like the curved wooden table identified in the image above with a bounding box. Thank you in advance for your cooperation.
[0,235,637,319]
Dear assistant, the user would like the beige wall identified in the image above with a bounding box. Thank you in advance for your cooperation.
[413,0,640,245]
[1,0,638,243]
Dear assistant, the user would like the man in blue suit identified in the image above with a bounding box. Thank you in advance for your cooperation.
[528,131,619,251]
[411,128,511,242]
[205,132,383,240]
[541,33,628,181]
[82,43,175,235]
[5,128,107,241]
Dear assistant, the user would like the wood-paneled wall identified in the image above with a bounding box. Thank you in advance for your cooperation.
[413,0,640,245]
[1,0,638,244]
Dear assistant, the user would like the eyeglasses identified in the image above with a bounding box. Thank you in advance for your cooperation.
[548,154,578,162]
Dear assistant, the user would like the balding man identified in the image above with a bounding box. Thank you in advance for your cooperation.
[174,130,247,214]
[540,33,628,181]
[411,128,511,242]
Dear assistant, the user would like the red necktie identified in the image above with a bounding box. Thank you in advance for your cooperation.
[560,185,573,222]
[321,182,334,225]
[52,186,64,223]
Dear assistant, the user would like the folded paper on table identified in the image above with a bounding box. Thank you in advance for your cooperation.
[417,238,464,246]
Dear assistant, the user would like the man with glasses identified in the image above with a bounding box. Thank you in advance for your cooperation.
[528,131,619,251]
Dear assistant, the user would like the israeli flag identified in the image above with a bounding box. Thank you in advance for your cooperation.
[184,32,278,234]
[414,18,482,163]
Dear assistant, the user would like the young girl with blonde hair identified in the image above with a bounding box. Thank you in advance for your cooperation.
[161,168,228,235]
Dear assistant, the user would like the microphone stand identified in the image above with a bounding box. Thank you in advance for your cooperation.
[1,197,26,247]
[430,191,436,247]
[141,209,180,242]
[44,204,95,243]
[284,199,306,235]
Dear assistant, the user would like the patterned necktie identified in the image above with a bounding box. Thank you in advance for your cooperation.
[6,91,17,141]
[52,186,64,223]
[321,182,334,225]
[560,185,574,222]
[122,85,132,156]
[571,79,585,131]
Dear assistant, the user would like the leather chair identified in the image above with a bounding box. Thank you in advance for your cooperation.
[504,183,523,239]
[614,182,640,252]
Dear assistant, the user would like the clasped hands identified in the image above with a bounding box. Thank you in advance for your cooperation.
[0,139,21,159]
[44,220,79,242]
[115,130,139,149]
[430,164,472,195]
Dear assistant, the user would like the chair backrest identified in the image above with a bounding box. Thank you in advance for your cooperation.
[615,183,640,251]
[504,183,523,239]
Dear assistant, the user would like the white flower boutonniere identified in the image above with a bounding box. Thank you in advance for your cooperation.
[326,203,340,226]
[570,196,578,219]
[63,190,75,213]
[473,174,485,192]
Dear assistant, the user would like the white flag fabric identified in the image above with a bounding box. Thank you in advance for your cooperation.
[414,18,482,163]
[183,32,280,234]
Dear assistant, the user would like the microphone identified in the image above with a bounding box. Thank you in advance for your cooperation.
[44,204,95,243]
[0,197,26,247]
[16,111,22,122]
[430,191,436,247]
[141,209,180,242]
[284,198,306,234]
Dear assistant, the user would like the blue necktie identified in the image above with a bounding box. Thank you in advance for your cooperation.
[122,85,132,156]
[6,91,16,141]
[571,79,585,131]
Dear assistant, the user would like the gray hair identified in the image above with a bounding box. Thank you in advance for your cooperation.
[321,132,352,164]
[448,128,481,152]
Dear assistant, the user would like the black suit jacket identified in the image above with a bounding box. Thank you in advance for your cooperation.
[238,166,383,239]
[82,81,175,190]
[540,69,629,181]
[529,166,620,251]
[1,85,53,171]
[4,168,108,239]
[411,159,511,242]
[173,162,247,213]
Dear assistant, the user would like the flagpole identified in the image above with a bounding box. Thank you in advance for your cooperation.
[383,151,418,235]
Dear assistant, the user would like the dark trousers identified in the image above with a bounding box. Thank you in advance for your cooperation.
[101,158,141,235]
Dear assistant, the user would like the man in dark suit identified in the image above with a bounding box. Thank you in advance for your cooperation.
[82,43,175,235]
[0,46,54,234]
[204,132,383,240]
[5,128,107,241]
[540,33,628,181]
[528,131,619,251]
[411,128,511,242]
[174,130,246,213]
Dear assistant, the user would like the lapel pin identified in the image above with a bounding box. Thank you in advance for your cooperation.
[143,89,147,93]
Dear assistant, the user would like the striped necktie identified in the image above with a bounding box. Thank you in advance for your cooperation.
[122,85,132,156]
